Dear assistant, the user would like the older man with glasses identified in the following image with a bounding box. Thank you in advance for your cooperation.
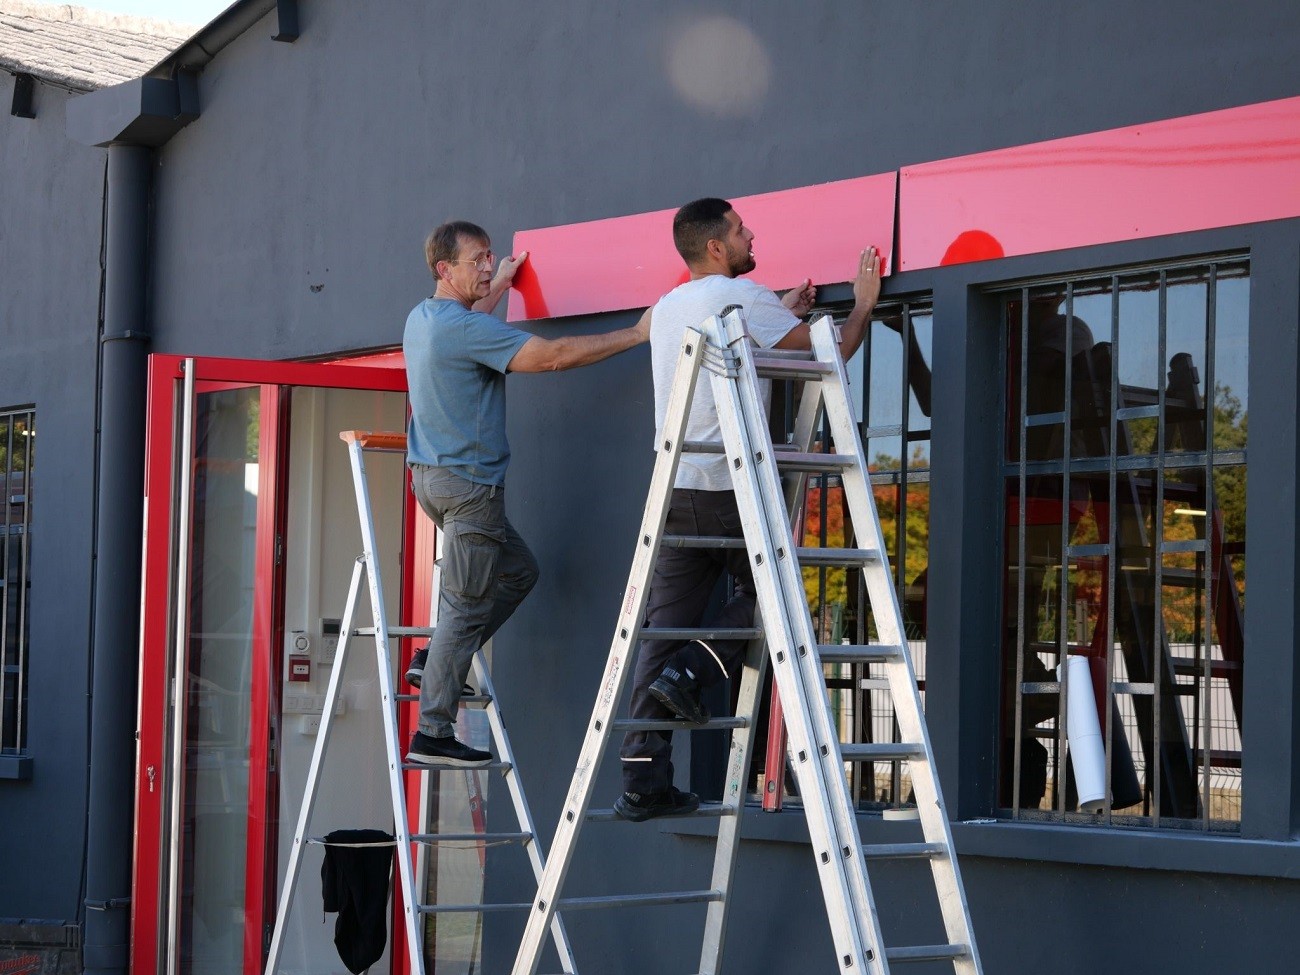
[403,220,650,767]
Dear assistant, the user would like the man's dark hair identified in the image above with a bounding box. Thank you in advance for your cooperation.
[672,197,734,264]
[425,220,490,276]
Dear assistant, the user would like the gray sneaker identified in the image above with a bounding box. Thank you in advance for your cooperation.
[404,647,428,688]
[404,648,474,696]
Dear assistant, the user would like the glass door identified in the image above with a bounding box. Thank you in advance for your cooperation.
[133,355,409,975]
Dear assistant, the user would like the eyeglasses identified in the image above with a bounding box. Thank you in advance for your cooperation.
[445,252,495,272]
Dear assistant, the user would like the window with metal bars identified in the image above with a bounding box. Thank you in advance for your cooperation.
[759,299,933,810]
[1,408,34,757]
[998,257,1248,830]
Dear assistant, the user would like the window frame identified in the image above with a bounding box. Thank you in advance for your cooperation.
[0,405,34,778]
[937,220,1300,864]
[992,257,1249,832]
[670,219,1300,878]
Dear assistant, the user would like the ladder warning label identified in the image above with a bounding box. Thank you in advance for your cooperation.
[601,659,621,706]
[622,586,637,618]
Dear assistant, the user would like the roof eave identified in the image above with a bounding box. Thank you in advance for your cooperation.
[143,0,277,79]
[65,73,199,148]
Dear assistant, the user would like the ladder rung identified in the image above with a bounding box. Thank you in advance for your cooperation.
[411,831,532,844]
[752,356,834,381]
[402,760,513,773]
[660,536,881,568]
[340,429,407,451]
[861,842,948,860]
[612,716,749,733]
[773,451,856,472]
[394,692,492,709]
[662,534,746,549]
[586,802,732,823]
[680,442,855,472]
[886,944,970,963]
[355,625,436,638]
[795,547,880,567]
[839,743,924,762]
[818,643,904,664]
[555,889,722,911]
[419,901,531,914]
[639,627,763,641]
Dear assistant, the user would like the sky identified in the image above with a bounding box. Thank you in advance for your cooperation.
[36,0,230,27]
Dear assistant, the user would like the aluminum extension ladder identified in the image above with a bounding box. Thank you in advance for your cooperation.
[512,310,982,974]
[264,430,575,975]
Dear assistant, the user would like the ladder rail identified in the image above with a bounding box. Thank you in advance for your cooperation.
[810,316,982,974]
[511,328,708,975]
[707,311,883,974]
[263,559,366,975]
[697,635,768,975]
[345,438,426,974]
[471,653,578,973]
[700,319,831,973]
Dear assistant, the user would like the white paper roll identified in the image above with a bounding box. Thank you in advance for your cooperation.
[1058,655,1106,813]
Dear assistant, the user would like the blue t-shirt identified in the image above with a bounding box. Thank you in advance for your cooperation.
[403,297,531,485]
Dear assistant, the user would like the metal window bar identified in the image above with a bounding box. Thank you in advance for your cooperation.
[1012,290,1029,818]
[1052,284,1075,816]
[1152,269,1168,825]
[1103,276,1120,827]
[1201,263,1218,829]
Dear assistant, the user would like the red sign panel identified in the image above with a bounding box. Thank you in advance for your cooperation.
[898,95,1300,270]
[507,173,896,322]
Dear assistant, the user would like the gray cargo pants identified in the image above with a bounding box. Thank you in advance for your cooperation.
[411,465,538,738]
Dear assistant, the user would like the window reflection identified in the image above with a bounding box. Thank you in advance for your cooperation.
[1000,260,1247,829]
[815,301,934,809]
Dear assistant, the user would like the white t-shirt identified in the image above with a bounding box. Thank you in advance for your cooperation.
[651,275,800,490]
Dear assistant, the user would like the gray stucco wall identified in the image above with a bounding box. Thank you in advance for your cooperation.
[0,73,103,921]
[4,0,1300,970]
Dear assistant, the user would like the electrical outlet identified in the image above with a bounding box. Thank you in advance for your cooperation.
[296,714,321,735]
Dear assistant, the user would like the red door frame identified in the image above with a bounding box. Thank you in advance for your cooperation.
[134,354,409,975]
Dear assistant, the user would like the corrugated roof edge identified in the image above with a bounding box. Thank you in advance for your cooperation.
[142,0,277,79]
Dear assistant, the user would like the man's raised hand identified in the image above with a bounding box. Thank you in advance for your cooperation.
[853,247,882,312]
[782,278,817,317]
[495,250,529,288]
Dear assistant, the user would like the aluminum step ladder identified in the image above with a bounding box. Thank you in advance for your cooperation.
[512,309,982,974]
[264,430,575,975]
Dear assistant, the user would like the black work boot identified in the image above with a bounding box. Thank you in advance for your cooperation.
[613,787,701,822]
[649,665,709,725]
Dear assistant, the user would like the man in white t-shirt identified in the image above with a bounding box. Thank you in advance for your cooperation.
[615,197,882,821]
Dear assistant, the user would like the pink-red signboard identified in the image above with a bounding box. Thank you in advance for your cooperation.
[898,95,1300,270]
[508,173,896,322]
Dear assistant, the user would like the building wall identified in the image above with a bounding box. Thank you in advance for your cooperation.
[0,72,103,923]
[143,2,1300,973]
[5,0,1300,971]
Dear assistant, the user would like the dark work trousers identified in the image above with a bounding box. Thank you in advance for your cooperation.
[411,464,539,738]
[620,488,757,795]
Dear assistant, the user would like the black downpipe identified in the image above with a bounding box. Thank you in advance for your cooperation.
[83,143,152,975]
